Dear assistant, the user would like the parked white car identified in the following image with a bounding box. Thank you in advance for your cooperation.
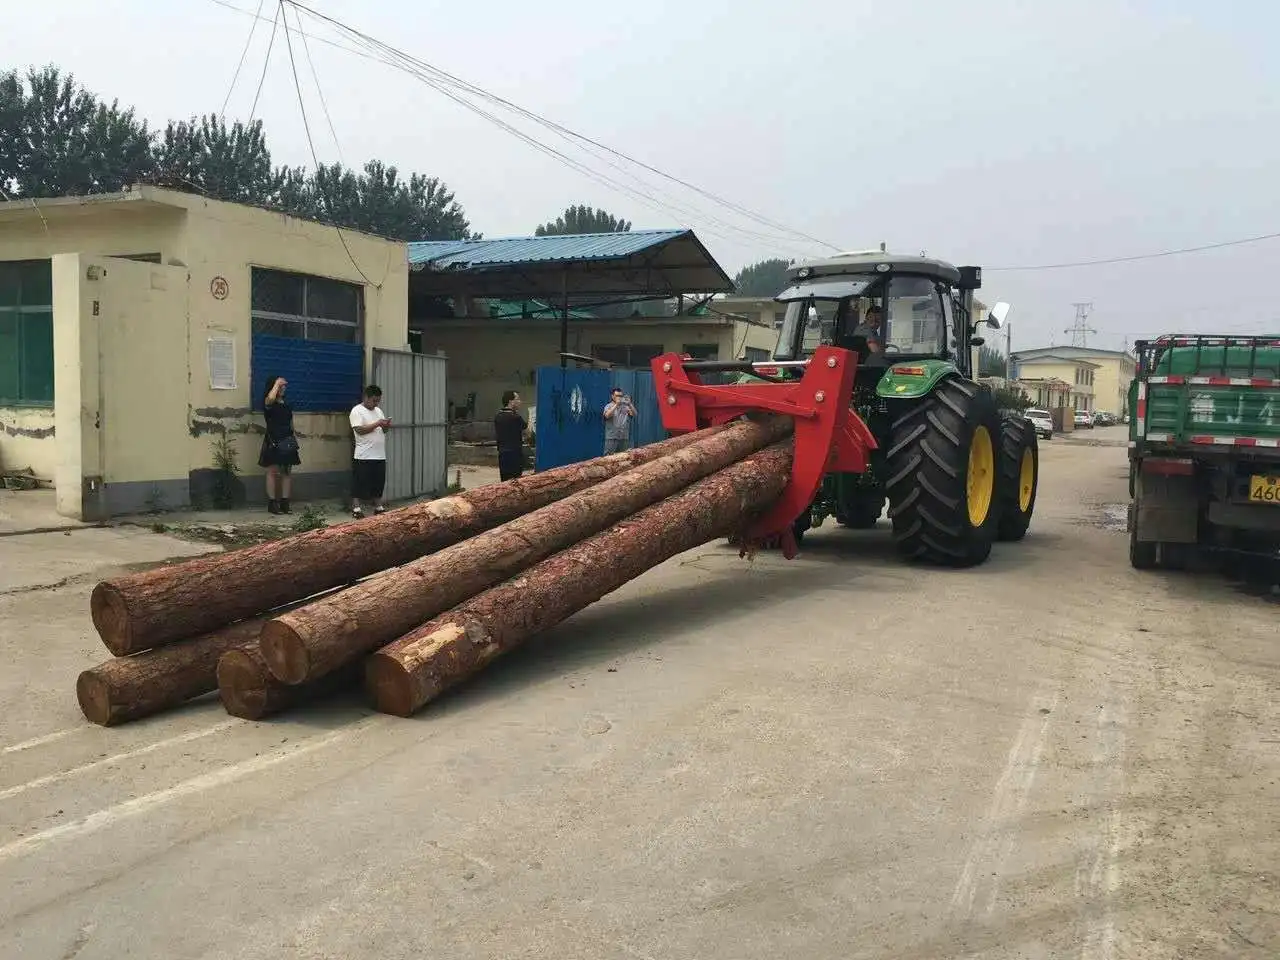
[1024,408,1054,439]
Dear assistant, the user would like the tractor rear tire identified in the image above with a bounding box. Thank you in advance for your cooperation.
[885,379,1002,567]
[996,417,1038,541]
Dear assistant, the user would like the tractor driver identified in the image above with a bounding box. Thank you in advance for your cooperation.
[849,303,886,361]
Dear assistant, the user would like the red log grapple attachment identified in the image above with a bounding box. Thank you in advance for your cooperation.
[650,346,877,557]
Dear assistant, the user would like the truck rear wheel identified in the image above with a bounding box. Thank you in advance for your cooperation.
[1128,503,1157,569]
[996,417,1038,541]
[885,379,1002,566]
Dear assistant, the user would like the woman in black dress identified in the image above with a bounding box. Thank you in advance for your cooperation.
[258,374,301,513]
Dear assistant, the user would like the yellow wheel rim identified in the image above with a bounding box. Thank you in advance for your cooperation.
[1018,448,1035,513]
[967,425,995,527]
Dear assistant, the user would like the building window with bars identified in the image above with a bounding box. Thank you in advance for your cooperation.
[249,267,365,412]
[0,260,54,407]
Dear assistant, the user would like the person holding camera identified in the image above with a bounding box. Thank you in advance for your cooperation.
[258,374,300,514]
[493,390,527,482]
[350,384,391,518]
[603,387,637,454]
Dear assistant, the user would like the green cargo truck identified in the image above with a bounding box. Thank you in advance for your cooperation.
[1131,335,1280,568]
[1127,334,1280,569]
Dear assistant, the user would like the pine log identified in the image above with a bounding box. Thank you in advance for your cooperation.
[260,417,792,686]
[76,621,263,727]
[365,443,794,716]
[216,646,360,721]
[90,427,727,656]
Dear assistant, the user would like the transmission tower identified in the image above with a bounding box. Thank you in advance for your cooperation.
[1065,302,1097,347]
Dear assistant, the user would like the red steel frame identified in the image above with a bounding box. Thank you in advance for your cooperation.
[650,345,877,556]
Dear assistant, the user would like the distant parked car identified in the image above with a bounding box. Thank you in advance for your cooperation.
[1074,411,1093,429]
[1024,407,1054,439]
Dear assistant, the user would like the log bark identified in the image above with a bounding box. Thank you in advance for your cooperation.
[365,443,794,717]
[261,417,792,686]
[90,427,727,656]
[216,646,360,721]
[77,621,262,727]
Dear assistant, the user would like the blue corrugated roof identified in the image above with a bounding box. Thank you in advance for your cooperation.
[407,229,690,268]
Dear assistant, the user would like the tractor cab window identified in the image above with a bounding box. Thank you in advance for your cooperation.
[883,276,948,357]
[774,298,843,359]
[773,278,872,360]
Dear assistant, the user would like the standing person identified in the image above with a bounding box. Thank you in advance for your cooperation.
[258,374,300,514]
[493,390,527,482]
[602,387,637,454]
[350,384,391,519]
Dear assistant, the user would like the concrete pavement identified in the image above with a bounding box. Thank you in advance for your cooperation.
[0,433,1276,959]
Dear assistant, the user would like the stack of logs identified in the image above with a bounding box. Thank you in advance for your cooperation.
[77,416,795,727]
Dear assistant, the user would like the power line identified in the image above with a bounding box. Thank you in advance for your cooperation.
[321,24,812,254]
[277,1,378,287]
[989,231,1280,271]
[283,0,840,251]
[292,3,342,164]
[206,0,830,254]
[247,1,281,125]
[220,0,267,120]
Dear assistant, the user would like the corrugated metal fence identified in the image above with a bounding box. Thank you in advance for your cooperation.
[372,349,448,501]
[534,366,667,471]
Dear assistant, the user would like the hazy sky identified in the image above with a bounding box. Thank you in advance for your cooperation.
[5,0,1279,352]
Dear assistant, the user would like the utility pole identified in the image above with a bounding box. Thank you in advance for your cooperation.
[1065,302,1097,347]
[1005,316,1013,382]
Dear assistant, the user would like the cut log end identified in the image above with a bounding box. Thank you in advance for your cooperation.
[90,583,132,656]
[364,653,427,718]
[76,670,115,726]
[216,650,273,720]
[258,621,311,685]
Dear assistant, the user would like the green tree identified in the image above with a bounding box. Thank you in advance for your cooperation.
[733,258,793,296]
[534,205,631,236]
[978,344,1007,377]
[0,65,476,241]
[2,65,154,197]
[296,160,472,241]
[993,385,1030,412]
[152,114,279,205]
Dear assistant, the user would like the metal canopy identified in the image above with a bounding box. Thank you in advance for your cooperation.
[406,229,734,299]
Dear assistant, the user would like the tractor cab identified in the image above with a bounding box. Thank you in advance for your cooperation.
[770,251,999,389]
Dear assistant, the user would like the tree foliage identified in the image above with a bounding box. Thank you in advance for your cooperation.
[978,344,1007,377]
[1,65,154,197]
[534,205,631,236]
[152,114,277,205]
[0,65,473,241]
[732,258,793,297]
[993,385,1031,412]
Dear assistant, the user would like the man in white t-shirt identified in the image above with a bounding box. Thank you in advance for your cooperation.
[349,384,391,519]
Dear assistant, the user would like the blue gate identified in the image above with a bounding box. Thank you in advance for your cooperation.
[534,366,667,470]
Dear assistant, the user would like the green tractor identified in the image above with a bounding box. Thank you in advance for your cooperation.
[751,250,1038,566]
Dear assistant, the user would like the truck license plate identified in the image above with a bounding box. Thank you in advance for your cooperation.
[1248,475,1280,503]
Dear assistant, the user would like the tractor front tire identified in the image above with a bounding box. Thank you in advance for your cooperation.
[885,379,1002,567]
[838,496,884,529]
[996,417,1038,541]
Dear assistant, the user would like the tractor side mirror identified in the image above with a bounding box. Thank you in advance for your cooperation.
[986,301,1011,330]
[971,336,986,347]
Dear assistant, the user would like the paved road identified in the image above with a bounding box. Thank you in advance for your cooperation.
[1,429,1276,959]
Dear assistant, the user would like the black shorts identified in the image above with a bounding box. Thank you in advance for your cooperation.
[352,458,387,500]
